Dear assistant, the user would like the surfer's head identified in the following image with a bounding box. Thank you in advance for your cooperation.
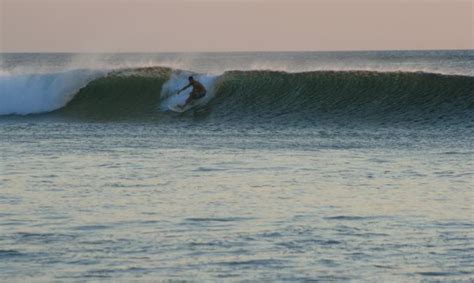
[188,76,194,82]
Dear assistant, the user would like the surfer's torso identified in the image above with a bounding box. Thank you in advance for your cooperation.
[191,80,206,93]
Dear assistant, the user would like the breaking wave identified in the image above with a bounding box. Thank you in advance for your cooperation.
[1,66,473,126]
[0,69,106,115]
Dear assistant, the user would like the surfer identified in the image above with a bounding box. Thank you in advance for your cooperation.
[177,76,207,108]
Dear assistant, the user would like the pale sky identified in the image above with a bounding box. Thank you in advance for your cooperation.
[1,0,472,52]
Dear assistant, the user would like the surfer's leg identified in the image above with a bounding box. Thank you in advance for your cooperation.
[195,91,206,100]
[180,92,195,108]
[186,92,196,103]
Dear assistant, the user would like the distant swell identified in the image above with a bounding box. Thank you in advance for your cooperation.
[1,66,473,126]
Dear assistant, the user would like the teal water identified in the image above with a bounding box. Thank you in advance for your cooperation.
[0,51,473,281]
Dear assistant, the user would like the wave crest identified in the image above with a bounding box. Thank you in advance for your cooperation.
[1,66,473,126]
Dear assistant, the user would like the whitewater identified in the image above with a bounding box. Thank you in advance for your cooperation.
[1,51,473,281]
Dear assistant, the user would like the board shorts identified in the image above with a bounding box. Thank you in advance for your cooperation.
[193,91,206,100]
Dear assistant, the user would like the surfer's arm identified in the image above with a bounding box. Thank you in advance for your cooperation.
[177,83,191,94]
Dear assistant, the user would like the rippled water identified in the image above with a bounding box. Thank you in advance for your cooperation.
[1,119,473,281]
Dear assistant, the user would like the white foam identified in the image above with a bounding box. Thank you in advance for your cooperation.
[0,69,106,115]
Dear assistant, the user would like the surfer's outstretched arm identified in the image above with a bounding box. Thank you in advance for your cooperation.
[177,83,191,94]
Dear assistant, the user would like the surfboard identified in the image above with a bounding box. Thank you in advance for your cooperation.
[168,104,191,113]
[168,96,206,113]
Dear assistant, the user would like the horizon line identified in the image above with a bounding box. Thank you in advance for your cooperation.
[1,48,473,54]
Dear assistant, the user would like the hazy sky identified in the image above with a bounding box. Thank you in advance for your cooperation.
[1,0,472,52]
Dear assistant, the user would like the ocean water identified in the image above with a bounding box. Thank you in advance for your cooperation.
[0,51,473,281]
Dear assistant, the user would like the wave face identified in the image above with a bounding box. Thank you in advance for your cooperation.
[209,70,474,126]
[55,67,172,118]
[1,67,473,126]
